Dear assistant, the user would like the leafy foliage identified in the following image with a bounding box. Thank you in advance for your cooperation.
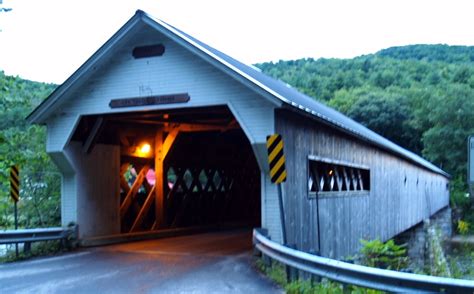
[457,220,470,235]
[449,175,474,234]
[449,247,474,280]
[377,44,474,63]
[359,239,408,271]
[255,258,382,294]
[0,240,63,263]
[0,71,58,229]
[329,88,420,152]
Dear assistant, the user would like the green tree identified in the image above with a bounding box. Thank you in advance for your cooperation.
[420,84,474,176]
[330,87,422,154]
[0,71,58,229]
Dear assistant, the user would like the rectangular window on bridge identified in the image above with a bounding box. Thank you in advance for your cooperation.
[308,156,370,197]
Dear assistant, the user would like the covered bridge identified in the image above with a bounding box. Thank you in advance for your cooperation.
[28,10,449,259]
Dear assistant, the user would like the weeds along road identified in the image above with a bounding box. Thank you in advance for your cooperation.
[0,229,281,294]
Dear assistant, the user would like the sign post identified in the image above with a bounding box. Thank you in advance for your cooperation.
[266,134,287,245]
[266,134,299,280]
[10,165,20,257]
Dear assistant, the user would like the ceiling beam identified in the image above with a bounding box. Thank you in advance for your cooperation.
[115,121,240,141]
[162,122,239,132]
[82,117,105,154]
[109,118,232,126]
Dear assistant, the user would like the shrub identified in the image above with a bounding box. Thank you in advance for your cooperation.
[359,239,408,270]
[457,220,470,235]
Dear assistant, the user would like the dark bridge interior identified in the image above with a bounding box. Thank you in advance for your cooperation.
[72,106,261,233]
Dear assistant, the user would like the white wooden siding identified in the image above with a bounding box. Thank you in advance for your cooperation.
[58,26,275,145]
[64,142,121,238]
[61,172,77,227]
[46,114,80,152]
[262,173,283,243]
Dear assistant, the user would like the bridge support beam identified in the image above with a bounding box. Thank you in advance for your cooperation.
[154,127,179,229]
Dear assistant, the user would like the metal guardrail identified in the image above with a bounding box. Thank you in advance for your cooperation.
[0,226,76,246]
[253,229,474,293]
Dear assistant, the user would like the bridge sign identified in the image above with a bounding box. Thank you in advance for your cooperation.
[266,134,287,184]
[469,136,474,185]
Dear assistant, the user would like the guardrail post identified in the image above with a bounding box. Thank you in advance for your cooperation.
[253,228,267,257]
[24,241,31,254]
[256,229,272,269]
[63,223,78,249]
[309,249,321,284]
[262,253,272,269]
[342,284,351,294]
[286,264,299,282]
[286,244,299,282]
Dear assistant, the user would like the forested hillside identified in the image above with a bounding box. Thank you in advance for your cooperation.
[378,45,474,63]
[0,44,473,230]
[0,71,58,228]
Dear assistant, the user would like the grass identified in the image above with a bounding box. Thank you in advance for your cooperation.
[447,245,474,280]
[255,257,384,294]
[0,240,67,263]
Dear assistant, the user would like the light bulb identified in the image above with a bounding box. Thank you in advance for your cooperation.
[140,143,151,154]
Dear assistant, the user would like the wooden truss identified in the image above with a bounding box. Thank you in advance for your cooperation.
[118,123,260,233]
[76,107,259,233]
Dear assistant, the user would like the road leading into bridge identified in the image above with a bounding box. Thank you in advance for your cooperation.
[0,229,281,293]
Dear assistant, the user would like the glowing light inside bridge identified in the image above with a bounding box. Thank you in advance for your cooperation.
[137,143,151,156]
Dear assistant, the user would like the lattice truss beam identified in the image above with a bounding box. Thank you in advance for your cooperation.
[118,122,258,233]
[119,127,177,232]
[308,161,370,193]
[74,107,260,233]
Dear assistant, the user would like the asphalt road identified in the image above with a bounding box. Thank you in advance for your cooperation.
[0,230,281,294]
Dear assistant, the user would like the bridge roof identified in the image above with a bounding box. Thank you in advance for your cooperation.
[27,10,449,177]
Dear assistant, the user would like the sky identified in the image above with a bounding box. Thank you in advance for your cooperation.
[0,0,474,84]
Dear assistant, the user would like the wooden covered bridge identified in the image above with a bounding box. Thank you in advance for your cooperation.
[27,10,449,259]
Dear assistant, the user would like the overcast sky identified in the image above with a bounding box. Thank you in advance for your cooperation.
[1,0,474,84]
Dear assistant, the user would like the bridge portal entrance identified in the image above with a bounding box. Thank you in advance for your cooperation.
[71,105,261,236]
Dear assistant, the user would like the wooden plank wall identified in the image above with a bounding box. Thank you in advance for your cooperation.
[60,172,77,227]
[64,142,121,238]
[261,172,282,242]
[276,109,449,259]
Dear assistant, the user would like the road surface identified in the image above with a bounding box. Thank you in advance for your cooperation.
[0,229,281,293]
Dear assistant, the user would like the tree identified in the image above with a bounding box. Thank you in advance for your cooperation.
[332,89,420,153]
[0,71,58,229]
[420,84,474,176]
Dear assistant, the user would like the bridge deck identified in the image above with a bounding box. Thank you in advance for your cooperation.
[0,229,281,293]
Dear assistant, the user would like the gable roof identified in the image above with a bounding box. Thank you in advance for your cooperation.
[27,10,449,177]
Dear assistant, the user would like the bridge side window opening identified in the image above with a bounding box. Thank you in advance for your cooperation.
[308,156,370,196]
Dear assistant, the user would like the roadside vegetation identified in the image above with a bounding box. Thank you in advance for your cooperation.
[0,71,58,230]
[0,240,64,263]
[255,252,384,293]
[448,245,474,279]
[255,238,407,293]
[256,236,473,293]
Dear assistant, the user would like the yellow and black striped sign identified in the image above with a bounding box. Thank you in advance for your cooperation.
[10,165,20,202]
[266,134,287,184]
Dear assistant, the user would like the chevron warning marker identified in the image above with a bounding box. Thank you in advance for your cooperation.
[266,134,287,184]
[10,165,20,202]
